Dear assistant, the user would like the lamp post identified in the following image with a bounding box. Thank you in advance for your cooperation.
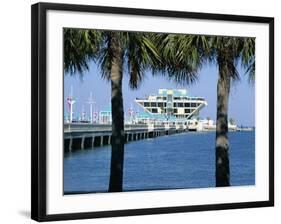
[87,92,96,124]
[66,86,75,123]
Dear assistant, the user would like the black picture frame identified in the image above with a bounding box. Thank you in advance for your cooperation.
[31,2,274,222]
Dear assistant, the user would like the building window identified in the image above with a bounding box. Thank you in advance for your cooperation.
[173,109,178,113]
[152,108,157,113]
[167,108,173,113]
[191,103,197,107]
[185,109,191,113]
[144,102,149,107]
[173,102,177,107]
[184,103,190,107]
[151,102,157,107]
[178,102,183,107]
[158,102,164,107]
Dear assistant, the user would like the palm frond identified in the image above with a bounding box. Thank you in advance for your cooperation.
[125,32,162,89]
[98,31,123,81]
[240,37,255,83]
[151,33,210,85]
[64,28,102,75]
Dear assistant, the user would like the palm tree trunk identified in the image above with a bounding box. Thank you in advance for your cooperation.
[215,61,231,187]
[108,33,125,192]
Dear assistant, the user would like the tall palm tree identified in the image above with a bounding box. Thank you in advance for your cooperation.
[155,34,255,187]
[64,29,161,192]
[211,36,255,186]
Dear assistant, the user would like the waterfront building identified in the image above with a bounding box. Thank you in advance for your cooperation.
[188,118,237,132]
[135,89,207,120]
[99,106,112,124]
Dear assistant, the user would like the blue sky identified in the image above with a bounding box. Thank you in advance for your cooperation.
[64,61,255,126]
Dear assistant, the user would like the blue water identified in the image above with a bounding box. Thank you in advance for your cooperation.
[64,131,255,194]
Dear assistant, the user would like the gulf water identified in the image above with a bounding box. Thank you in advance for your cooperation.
[64,131,255,194]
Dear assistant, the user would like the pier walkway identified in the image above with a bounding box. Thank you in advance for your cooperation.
[64,123,187,151]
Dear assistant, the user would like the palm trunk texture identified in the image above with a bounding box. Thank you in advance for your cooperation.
[215,54,231,187]
[108,33,125,192]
